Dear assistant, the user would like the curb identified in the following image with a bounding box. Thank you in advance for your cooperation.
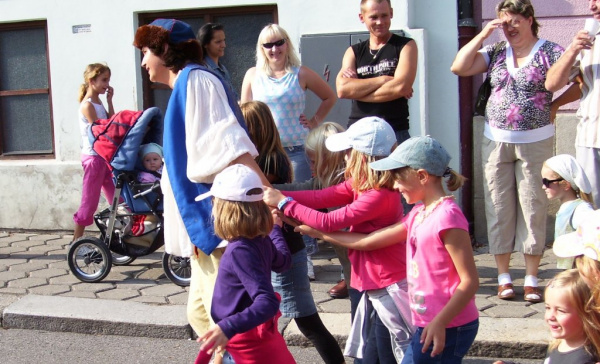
[2,295,192,340]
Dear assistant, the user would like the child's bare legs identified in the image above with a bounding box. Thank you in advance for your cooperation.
[73,224,85,241]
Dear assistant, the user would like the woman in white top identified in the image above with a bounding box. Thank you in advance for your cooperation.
[451,0,564,304]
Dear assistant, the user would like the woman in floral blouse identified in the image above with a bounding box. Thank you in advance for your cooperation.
[451,0,564,304]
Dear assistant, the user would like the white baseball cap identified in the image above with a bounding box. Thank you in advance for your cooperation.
[553,209,600,261]
[325,116,395,157]
[195,164,264,202]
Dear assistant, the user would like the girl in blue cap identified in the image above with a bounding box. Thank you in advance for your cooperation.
[296,136,480,364]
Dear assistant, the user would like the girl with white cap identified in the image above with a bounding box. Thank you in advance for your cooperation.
[264,116,410,363]
[194,164,294,364]
[542,154,595,269]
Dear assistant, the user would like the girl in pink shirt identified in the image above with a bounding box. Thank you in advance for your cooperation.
[264,116,411,362]
[298,136,479,364]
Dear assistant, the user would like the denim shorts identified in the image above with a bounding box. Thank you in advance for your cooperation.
[271,248,318,318]
[401,319,479,364]
[285,145,312,183]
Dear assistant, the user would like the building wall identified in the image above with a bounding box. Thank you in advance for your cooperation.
[472,0,585,244]
[0,0,459,230]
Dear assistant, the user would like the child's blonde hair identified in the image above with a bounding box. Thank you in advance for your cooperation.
[305,122,346,188]
[345,149,396,192]
[546,269,600,359]
[212,198,273,241]
[392,167,467,192]
[576,254,600,356]
[241,101,293,183]
[79,63,111,103]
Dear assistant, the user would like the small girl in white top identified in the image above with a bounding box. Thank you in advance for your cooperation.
[542,154,595,269]
[73,63,115,242]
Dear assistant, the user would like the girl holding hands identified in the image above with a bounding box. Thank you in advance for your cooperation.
[264,116,410,362]
[296,136,480,363]
[194,164,294,364]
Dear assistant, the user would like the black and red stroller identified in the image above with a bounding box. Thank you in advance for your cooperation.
[67,107,191,286]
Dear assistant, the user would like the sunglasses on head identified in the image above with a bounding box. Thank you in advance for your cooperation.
[262,39,286,49]
[542,177,563,188]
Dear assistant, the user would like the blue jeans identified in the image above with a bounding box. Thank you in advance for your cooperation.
[363,312,397,364]
[401,319,479,364]
[271,248,318,318]
[285,145,311,183]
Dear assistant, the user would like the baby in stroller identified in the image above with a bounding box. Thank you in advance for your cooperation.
[68,108,191,286]
[138,142,163,183]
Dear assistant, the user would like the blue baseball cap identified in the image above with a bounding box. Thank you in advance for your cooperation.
[325,116,395,157]
[149,19,196,44]
[369,135,451,176]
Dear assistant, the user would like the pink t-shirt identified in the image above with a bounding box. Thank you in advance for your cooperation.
[403,198,478,328]
[283,179,405,291]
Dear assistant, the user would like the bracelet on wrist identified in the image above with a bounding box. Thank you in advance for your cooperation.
[277,196,293,211]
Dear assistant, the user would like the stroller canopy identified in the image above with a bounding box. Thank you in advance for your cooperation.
[89,107,163,171]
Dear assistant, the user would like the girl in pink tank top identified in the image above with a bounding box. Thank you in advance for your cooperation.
[297,136,480,363]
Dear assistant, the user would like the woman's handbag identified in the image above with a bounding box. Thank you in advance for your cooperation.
[474,41,505,116]
[474,77,492,116]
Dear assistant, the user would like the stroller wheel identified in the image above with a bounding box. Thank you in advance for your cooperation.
[111,253,136,266]
[68,237,113,283]
[162,252,191,287]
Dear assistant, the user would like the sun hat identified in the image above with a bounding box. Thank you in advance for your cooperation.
[369,135,451,176]
[553,209,600,261]
[325,116,395,157]
[545,154,592,194]
[139,143,163,159]
[195,164,264,203]
[149,19,196,44]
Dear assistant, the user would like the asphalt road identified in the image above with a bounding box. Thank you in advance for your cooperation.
[0,328,540,364]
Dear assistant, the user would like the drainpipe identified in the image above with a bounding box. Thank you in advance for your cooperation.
[457,0,477,232]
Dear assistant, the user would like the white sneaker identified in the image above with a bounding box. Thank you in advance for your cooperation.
[307,256,315,281]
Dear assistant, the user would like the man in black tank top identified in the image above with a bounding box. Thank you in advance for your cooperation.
[336,0,418,143]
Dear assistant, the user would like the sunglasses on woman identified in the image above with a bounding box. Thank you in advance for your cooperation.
[542,177,563,188]
[262,39,286,49]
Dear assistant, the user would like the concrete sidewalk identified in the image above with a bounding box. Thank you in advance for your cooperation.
[0,231,558,361]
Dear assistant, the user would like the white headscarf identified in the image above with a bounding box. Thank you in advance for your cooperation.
[545,154,592,194]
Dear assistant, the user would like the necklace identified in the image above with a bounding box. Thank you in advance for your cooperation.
[414,195,455,225]
[369,34,392,59]
[513,38,538,57]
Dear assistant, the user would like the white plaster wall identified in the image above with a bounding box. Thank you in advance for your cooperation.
[0,0,457,230]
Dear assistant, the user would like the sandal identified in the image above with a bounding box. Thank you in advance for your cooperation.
[524,286,543,303]
[497,283,515,300]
